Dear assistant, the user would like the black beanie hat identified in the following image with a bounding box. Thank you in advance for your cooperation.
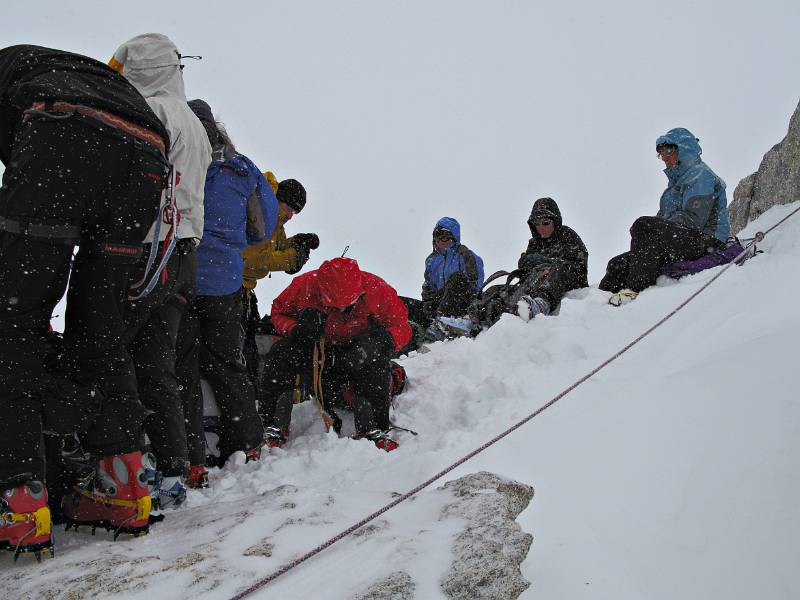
[277,179,307,213]
[188,99,214,123]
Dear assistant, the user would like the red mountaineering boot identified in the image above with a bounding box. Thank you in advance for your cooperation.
[62,450,152,539]
[186,465,209,489]
[361,430,400,452]
[1,481,53,562]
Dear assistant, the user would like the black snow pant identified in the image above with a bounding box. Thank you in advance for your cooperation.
[519,263,577,311]
[599,216,721,293]
[0,111,166,488]
[423,272,477,322]
[177,290,264,465]
[240,288,263,397]
[122,242,197,477]
[260,332,394,435]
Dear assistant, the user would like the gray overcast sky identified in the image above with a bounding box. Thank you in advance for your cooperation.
[4,0,799,302]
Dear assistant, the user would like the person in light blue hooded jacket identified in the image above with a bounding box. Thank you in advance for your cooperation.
[421,217,484,321]
[600,127,729,305]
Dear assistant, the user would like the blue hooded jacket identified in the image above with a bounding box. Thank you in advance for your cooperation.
[423,217,485,293]
[655,127,730,242]
[196,154,278,296]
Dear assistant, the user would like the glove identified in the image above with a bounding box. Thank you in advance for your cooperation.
[293,233,320,250]
[285,235,317,274]
[337,326,395,374]
[518,252,551,272]
[291,307,327,344]
[356,326,395,363]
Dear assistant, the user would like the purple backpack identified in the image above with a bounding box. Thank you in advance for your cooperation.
[664,238,758,279]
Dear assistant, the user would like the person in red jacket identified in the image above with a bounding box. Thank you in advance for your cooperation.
[261,257,412,451]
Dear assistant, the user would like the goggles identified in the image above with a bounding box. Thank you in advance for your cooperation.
[433,228,455,242]
[656,144,677,157]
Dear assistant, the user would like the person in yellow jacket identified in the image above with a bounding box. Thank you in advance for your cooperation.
[241,175,318,389]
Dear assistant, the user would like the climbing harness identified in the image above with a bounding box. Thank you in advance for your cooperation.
[128,166,180,300]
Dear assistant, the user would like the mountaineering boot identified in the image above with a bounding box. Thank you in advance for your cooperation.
[186,465,209,489]
[244,441,265,462]
[434,315,477,338]
[609,289,639,307]
[263,426,287,449]
[1,481,53,562]
[516,296,550,321]
[357,429,400,452]
[156,476,187,509]
[423,320,449,342]
[62,450,152,539]
[60,433,96,488]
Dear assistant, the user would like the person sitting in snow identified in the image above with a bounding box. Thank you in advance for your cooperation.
[475,197,588,329]
[259,257,412,451]
[599,127,730,306]
[408,217,484,342]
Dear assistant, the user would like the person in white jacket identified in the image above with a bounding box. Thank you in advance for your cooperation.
[104,33,210,508]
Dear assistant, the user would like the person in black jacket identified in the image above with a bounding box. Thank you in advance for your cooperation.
[480,197,589,326]
[0,45,169,552]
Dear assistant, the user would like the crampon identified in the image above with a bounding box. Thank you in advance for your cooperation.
[61,450,152,540]
[1,481,53,562]
[354,429,400,452]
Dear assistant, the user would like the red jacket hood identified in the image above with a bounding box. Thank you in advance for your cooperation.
[316,257,365,309]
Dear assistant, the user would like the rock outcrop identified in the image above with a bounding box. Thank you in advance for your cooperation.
[729,98,800,233]
[439,472,534,600]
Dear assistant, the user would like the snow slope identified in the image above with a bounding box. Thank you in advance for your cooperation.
[3,203,800,599]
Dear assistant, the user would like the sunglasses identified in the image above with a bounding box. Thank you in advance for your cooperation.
[531,219,554,227]
[433,231,455,242]
[656,144,677,156]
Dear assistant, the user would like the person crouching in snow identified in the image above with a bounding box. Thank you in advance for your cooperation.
[599,128,730,306]
[260,258,412,451]
[417,217,484,342]
[175,99,278,485]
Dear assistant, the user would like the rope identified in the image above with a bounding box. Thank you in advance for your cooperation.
[312,339,333,431]
[227,206,800,600]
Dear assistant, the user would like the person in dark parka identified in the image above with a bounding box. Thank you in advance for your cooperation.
[0,44,170,550]
[487,197,588,322]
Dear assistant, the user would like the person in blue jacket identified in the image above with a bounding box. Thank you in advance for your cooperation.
[176,99,277,488]
[600,127,730,306]
[419,217,484,330]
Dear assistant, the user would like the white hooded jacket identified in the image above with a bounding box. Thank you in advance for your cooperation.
[111,33,211,242]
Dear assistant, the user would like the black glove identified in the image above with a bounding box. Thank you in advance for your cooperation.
[293,233,320,249]
[291,307,327,344]
[286,235,317,274]
[356,326,395,363]
[518,252,551,272]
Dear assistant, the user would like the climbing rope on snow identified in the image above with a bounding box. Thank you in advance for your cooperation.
[226,205,800,600]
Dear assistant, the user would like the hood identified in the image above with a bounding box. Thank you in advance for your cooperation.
[656,127,702,169]
[316,257,365,309]
[110,33,187,100]
[433,216,461,246]
[527,197,562,237]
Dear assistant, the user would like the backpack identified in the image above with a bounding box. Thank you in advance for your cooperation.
[663,237,760,279]
[472,267,550,327]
